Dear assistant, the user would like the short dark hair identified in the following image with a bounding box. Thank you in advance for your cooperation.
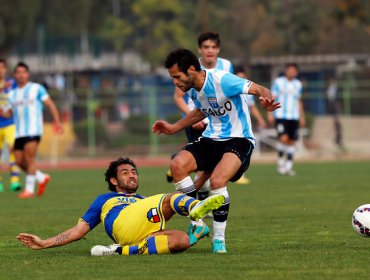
[105,157,138,192]
[164,48,201,72]
[198,32,221,47]
[0,58,7,66]
[285,63,299,71]
[14,62,29,72]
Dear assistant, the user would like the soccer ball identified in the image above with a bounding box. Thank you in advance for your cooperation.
[352,204,370,237]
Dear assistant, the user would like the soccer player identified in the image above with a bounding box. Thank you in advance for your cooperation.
[267,63,306,176]
[0,62,63,198]
[153,49,280,253]
[0,58,21,192]
[17,157,224,256]
[169,32,234,190]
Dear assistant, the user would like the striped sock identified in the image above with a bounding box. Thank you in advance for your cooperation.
[170,193,198,216]
[9,154,20,185]
[119,236,170,255]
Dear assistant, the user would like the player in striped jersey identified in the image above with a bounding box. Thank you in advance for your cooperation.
[0,59,21,192]
[153,49,280,253]
[267,64,306,176]
[170,32,234,190]
[0,62,63,198]
[17,157,224,256]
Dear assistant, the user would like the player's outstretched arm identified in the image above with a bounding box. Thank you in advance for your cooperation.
[153,108,206,135]
[17,221,90,250]
[173,87,191,115]
[44,97,63,134]
[0,108,12,118]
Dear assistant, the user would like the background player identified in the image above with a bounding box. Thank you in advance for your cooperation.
[17,157,224,256]
[0,59,21,193]
[153,49,280,253]
[0,62,63,198]
[267,63,306,176]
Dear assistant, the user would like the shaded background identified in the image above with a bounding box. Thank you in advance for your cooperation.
[0,0,369,160]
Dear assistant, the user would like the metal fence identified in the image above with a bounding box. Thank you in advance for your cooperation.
[41,77,369,158]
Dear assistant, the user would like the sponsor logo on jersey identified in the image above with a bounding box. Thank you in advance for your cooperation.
[201,100,233,117]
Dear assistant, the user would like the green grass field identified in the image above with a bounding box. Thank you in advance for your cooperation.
[1,160,370,280]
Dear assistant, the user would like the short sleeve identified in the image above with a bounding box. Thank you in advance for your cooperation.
[80,197,103,230]
[229,63,234,74]
[221,73,253,98]
[37,84,49,101]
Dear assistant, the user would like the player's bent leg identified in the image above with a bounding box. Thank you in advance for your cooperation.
[91,230,190,256]
[170,150,197,185]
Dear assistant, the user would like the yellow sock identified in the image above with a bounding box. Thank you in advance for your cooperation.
[121,235,170,255]
[9,153,20,184]
[169,193,198,216]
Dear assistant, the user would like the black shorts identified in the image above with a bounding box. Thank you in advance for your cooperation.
[185,127,204,143]
[275,119,299,140]
[183,137,254,182]
[14,136,41,151]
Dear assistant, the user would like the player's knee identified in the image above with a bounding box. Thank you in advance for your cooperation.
[279,135,289,144]
[210,176,227,189]
[170,157,186,177]
[168,232,190,253]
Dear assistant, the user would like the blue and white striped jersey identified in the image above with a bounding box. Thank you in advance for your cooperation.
[183,57,233,109]
[8,82,49,138]
[271,76,302,120]
[188,70,255,144]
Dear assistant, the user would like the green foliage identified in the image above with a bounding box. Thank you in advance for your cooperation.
[73,120,109,146]
[1,161,370,279]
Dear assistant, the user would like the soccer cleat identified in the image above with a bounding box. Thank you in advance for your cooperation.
[166,169,173,183]
[235,176,250,185]
[91,244,121,256]
[188,222,210,246]
[37,174,50,196]
[190,194,225,221]
[10,182,22,192]
[212,239,227,253]
[0,183,3,192]
[18,191,34,199]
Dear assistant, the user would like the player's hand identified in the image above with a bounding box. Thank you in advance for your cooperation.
[53,122,64,135]
[17,233,45,250]
[259,97,281,112]
[152,120,176,135]
[192,121,205,130]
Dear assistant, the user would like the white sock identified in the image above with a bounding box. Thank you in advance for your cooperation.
[277,143,286,170]
[213,221,227,241]
[285,145,296,172]
[174,176,196,195]
[35,170,46,183]
[25,175,36,194]
[211,187,229,241]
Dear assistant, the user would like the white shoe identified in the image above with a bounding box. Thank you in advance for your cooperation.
[285,170,296,176]
[278,166,286,175]
[90,244,121,256]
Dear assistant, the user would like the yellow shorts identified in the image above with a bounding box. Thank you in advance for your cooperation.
[112,194,167,246]
[0,125,16,149]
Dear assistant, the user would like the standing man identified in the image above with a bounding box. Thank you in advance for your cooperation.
[169,32,234,191]
[0,59,21,192]
[267,64,306,176]
[153,49,280,253]
[0,62,63,198]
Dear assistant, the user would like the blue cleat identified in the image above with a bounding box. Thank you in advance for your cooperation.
[188,222,210,246]
[212,239,227,253]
